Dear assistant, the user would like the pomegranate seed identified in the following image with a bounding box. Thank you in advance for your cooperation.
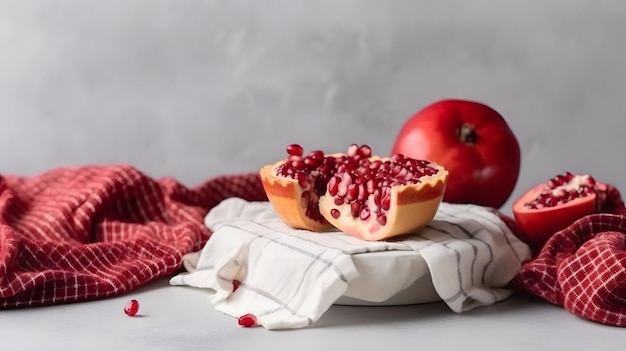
[328,176,340,196]
[344,158,358,171]
[233,280,240,292]
[358,145,372,157]
[347,144,359,157]
[381,195,391,210]
[350,202,362,217]
[308,150,324,159]
[346,184,359,201]
[334,196,343,206]
[287,144,304,157]
[373,189,382,206]
[290,159,305,170]
[318,164,330,176]
[305,156,322,168]
[238,313,258,327]
[331,208,341,219]
[376,212,387,226]
[360,208,370,220]
[586,175,596,185]
[567,190,578,201]
[357,184,368,201]
[390,164,402,176]
[337,174,351,197]
[297,173,308,187]
[366,179,377,194]
[392,153,404,162]
[124,299,140,317]
[369,160,382,170]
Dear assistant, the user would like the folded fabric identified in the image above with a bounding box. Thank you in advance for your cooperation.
[0,165,266,308]
[170,198,532,329]
[513,184,626,327]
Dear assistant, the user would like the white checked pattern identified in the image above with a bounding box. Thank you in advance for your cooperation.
[515,212,626,327]
[406,204,532,311]
[170,198,532,329]
[0,165,266,308]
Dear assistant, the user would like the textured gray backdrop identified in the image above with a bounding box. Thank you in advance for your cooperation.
[1,0,624,213]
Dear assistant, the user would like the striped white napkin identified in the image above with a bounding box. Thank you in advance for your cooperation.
[170,198,531,330]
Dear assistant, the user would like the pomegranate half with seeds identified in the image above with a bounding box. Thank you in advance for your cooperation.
[259,144,449,241]
[259,144,338,232]
[512,171,607,248]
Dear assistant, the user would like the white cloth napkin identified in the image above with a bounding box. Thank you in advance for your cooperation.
[170,198,531,330]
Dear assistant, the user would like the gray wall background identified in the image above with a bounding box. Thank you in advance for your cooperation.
[1,0,624,213]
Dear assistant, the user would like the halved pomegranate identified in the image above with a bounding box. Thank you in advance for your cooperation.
[259,145,338,232]
[259,144,449,241]
[512,172,607,248]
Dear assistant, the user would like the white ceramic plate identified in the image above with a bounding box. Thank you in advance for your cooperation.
[335,250,441,306]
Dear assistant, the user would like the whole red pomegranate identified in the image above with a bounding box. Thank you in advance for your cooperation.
[513,172,607,248]
[391,99,521,209]
[259,144,449,241]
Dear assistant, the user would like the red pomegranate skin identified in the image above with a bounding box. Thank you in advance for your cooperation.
[391,99,521,209]
[512,172,605,248]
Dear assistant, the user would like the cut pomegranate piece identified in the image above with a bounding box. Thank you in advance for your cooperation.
[259,145,338,232]
[124,299,140,317]
[512,172,607,248]
[259,144,449,241]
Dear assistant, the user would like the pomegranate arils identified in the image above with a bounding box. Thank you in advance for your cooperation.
[296,173,308,188]
[286,144,304,157]
[359,208,370,220]
[377,212,387,226]
[346,184,359,201]
[357,185,368,201]
[238,313,258,327]
[305,155,323,168]
[326,154,438,227]
[347,143,372,158]
[276,148,338,224]
[328,176,339,196]
[524,172,598,209]
[124,299,140,317]
[350,202,362,217]
[274,144,442,230]
[289,159,303,169]
[381,195,391,210]
[354,175,366,185]
[547,171,575,188]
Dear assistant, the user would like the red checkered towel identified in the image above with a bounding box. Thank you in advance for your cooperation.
[0,165,266,308]
[513,184,626,327]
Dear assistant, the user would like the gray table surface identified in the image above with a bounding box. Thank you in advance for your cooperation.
[1,276,623,351]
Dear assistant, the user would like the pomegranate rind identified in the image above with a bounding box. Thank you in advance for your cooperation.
[259,161,333,232]
[512,182,604,247]
[319,163,449,241]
